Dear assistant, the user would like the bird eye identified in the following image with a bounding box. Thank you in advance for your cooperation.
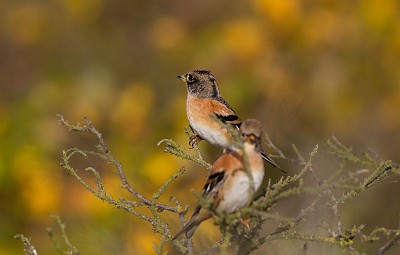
[186,74,197,84]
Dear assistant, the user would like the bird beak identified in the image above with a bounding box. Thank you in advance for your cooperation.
[177,75,186,82]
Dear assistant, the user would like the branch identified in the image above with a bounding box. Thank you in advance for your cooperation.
[158,139,212,169]
[14,234,38,255]
[47,214,80,255]
[375,217,400,255]
[56,114,400,254]
[57,114,179,213]
[57,114,192,253]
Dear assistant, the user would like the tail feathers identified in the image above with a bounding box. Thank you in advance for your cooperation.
[261,151,288,175]
[173,220,199,240]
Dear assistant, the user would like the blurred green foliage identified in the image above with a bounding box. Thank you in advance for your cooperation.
[0,0,399,254]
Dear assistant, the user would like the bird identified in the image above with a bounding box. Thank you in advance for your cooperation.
[173,119,265,240]
[178,69,282,170]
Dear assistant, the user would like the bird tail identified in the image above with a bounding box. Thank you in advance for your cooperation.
[173,220,199,240]
[261,150,288,174]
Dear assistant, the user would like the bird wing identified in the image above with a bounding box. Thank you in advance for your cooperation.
[192,151,242,217]
[210,98,241,127]
[172,169,226,240]
[190,170,225,217]
[173,152,242,240]
[261,150,288,174]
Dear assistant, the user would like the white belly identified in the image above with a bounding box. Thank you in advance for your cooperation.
[189,116,231,148]
[186,98,233,148]
[218,169,264,213]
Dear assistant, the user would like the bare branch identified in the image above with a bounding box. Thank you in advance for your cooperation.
[14,234,38,255]
[158,138,212,169]
[47,214,80,255]
[375,216,400,255]
[54,114,400,254]
[58,114,179,213]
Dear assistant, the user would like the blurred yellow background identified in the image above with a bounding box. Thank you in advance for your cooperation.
[0,0,399,254]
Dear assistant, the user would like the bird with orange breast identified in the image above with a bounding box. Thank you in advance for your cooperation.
[173,119,266,240]
[178,69,283,171]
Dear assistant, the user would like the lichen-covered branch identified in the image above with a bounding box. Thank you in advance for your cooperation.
[15,214,79,255]
[57,114,191,253]
[190,136,399,255]
[158,139,211,169]
[14,234,38,255]
[58,114,180,213]
[17,115,395,255]
[47,214,80,255]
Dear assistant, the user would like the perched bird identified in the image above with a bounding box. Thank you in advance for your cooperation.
[173,119,265,240]
[178,69,281,170]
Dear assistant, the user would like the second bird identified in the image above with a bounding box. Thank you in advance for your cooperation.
[173,119,266,240]
[178,69,280,169]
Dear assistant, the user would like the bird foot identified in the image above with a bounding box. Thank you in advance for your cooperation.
[189,134,202,148]
[189,135,205,160]
[240,218,251,231]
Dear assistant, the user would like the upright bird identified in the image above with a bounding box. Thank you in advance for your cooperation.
[178,69,282,170]
[173,119,266,240]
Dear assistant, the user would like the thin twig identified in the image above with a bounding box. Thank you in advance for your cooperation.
[308,165,343,236]
[192,142,204,161]
[14,234,38,255]
[376,215,400,255]
[47,214,80,255]
[264,133,286,159]
[158,138,212,169]
[56,114,400,254]
[58,114,178,213]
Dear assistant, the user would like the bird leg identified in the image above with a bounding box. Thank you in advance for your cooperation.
[189,134,202,148]
[240,218,251,231]
[189,134,204,160]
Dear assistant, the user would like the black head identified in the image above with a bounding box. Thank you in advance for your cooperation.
[178,69,220,98]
